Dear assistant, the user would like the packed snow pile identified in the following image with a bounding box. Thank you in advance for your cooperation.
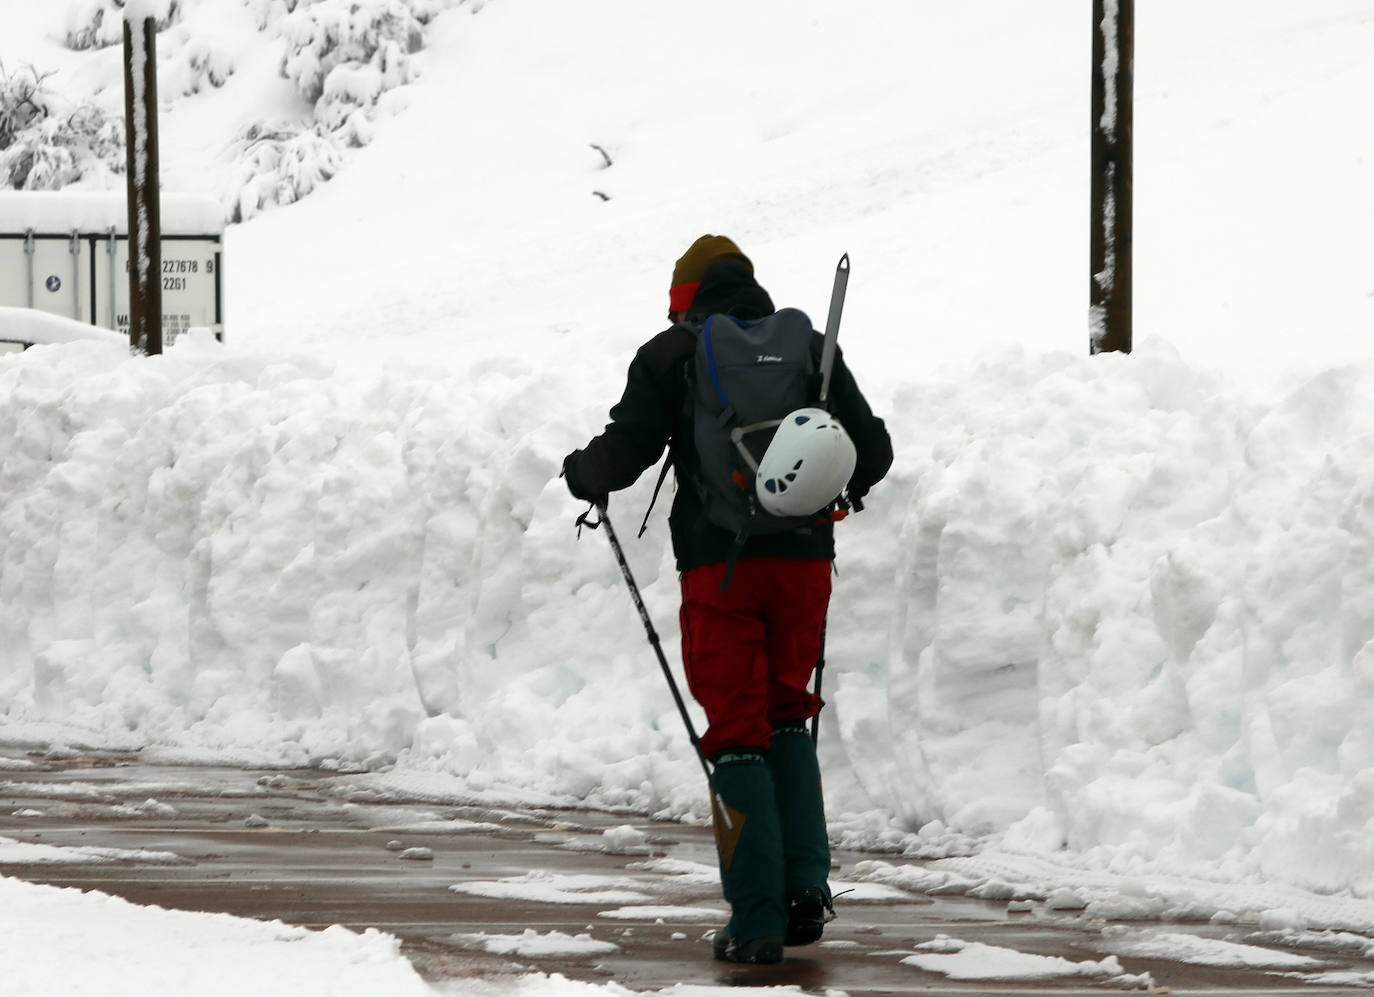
[3,332,1374,905]
[0,875,436,996]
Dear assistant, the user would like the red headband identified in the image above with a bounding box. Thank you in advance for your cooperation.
[668,281,700,314]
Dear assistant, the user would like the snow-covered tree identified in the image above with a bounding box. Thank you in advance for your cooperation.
[245,0,306,31]
[0,63,124,190]
[280,0,425,105]
[2,0,468,212]
[162,39,236,97]
[223,121,342,222]
[239,0,459,211]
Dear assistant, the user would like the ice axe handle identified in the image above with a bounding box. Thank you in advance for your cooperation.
[818,253,849,406]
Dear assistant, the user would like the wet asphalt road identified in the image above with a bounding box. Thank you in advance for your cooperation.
[2,748,1372,995]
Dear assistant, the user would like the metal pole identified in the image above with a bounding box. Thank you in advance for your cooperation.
[810,620,826,745]
[123,15,163,355]
[24,230,34,308]
[106,228,118,329]
[69,231,81,321]
[1090,0,1134,355]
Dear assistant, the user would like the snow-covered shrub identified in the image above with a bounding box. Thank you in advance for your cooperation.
[316,63,384,145]
[64,0,183,51]
[245,0,306,31]
[223,121,343,222]
[226,0,464,214]
[185,39,234,91]
[0,64,45,151]
[0,64,124,190]
[3,137,80,190]
[405,0,453,20]
[270,1,456,159]
[253,0,452,34]
[280,0,425,105]
[163,38,236,96]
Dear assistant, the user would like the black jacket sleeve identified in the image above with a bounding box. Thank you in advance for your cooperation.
[824,343,893,501]
[571,326,694,497]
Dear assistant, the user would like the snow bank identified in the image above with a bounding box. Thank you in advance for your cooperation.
[0,875,435,996]
[3,333,1374,906]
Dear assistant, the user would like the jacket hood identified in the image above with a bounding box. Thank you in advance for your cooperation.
[685,261,775,322]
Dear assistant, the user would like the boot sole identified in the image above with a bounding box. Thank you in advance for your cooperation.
[713,933,784,964]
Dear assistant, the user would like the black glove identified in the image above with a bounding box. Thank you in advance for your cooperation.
[845,480,870,512]
[562,449,607,507]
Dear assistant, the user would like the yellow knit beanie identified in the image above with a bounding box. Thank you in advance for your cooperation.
[669,235,752,313]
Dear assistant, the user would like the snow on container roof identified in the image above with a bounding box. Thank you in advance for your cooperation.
[0,191,224,236]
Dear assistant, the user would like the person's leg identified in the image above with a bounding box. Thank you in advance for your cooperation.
[755,557,831,732]
[679,563,772,757]
[767,723,833,944]
[679,564,785,961]
[708,750,785,962]
[753,558,835,944]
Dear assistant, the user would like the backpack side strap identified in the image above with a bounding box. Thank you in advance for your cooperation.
[637,454,673,539]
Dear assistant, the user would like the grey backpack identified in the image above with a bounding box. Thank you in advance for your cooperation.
[688,307,821,541]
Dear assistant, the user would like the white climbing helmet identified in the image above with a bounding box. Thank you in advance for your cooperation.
[755,407,857,517]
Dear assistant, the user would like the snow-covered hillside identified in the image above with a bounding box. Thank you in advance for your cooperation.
[4,0,1374,934]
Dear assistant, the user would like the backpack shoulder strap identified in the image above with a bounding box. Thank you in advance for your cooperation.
[700,314,731,410]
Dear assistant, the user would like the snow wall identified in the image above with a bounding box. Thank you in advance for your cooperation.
[1,334,1372,899]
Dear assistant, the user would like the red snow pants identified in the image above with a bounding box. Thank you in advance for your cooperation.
[678,557,832,758]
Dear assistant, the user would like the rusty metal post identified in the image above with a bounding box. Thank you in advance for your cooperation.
[123,15,163,356]
[1090,0,1134,355]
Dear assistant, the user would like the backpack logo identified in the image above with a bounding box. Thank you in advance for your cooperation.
[756,354,783,363]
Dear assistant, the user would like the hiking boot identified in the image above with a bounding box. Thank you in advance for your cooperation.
[710,753,787,944]
[785,886,835,946]
[767,724,833,931]
[712,927,784,964]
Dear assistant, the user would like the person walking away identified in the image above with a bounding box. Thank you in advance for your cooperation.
[562,235,893,964]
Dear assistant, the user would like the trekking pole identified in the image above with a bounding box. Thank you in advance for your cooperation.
[811,619,827,745]
[581,501,731,825]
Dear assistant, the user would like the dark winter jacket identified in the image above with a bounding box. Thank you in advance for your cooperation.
[565,262,893,572]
